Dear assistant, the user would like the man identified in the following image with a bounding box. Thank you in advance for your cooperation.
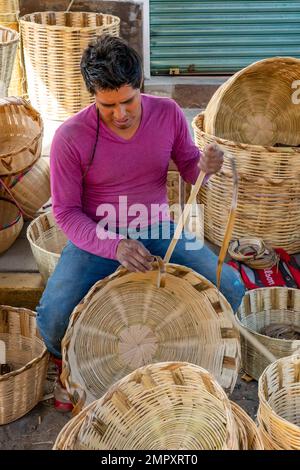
[36,35,245,410]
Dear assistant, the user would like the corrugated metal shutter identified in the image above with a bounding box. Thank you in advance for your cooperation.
[150,0,300,74]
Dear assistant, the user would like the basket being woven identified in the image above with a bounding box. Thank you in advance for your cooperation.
[0,305,49,424]
[0,97,43,176]
[27,212,68,284]
[236,288,300,380]
[258,353,300,450]
[55,362,240,450]
[20,11,120,120]
[0,25,18,97]
[62,261,240,411]
[0,197,23,254]
[204,57,300,147]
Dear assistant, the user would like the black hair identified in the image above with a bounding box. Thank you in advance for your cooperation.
[80,34,143,94]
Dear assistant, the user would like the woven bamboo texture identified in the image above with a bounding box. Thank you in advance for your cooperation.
[0,25,18,97]
[204,57,300,147]
[0,305,49,424]
[257,354,300,450]
[61,261,240,411]
[0,0,19,13]
[55,362,241,450]
[1,158,50,219]
[228,238,279,270]
[0,197,23,254]
[0,97,43,176]
[20,11,120,120]
[236,288,300,380]
[26,212,68,284]
[230,401,263,450]
[193,114,300,254]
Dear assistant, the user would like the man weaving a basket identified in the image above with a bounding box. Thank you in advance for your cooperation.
[36,35,245,411]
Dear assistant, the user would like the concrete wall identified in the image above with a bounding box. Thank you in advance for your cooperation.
[19,0,143,59]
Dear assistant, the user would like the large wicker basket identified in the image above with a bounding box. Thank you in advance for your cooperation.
[257,354,300,450]
[0,97,43,176]
[1,158,50,219]
[0,25,18,97]
[204,57,300,147]
[0,305,49,424]
[62,261,240,411]
[27,212,68,284]
[20,11,120,120]
[236,288,300,380]
[0,0,19,13]
[55,362,240,450]
[0,198,23,254]
[193,113,300,253]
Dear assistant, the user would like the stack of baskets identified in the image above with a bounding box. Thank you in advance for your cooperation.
[0,0,27,97]
[54,362,263,450]
[257,354,300,449]
[0,305,49,424]
[193,57,300,254]
[0,97,46,253]
[0,25,19,98]
[20,11,120,120]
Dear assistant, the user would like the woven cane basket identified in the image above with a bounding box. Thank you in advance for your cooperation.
[236,288,300,381]
[20,11,120,120]
[55,362,241,450]
[204,57,300,148]
[257,354,300,450]
[0,198,23,254]
[230,401,263,450]
[0,305,49,424]
[0,0,19,12]
[27,212,68,284]
[1,158,50,219]
[193,113,300,253]
[0,97,43,176]
[0,25,18,97]
[62,261,240,411]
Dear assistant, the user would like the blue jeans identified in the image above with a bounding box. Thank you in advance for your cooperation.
[36,221,245,357]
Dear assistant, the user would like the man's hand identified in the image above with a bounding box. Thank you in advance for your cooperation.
[199,143,224,174]
[116,239,154,272]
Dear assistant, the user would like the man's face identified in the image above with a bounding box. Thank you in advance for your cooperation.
[95,85,141,130]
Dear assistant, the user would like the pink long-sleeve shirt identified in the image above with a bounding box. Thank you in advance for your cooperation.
[50,94,202,260]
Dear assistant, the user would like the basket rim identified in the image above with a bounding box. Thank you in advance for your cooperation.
[0,24,19,44]
[236,286,300,345]
[0,305,48,381]
[19,11,121,31]
[192,112,300,156]
[0,98,43,160]
[26,211,64,259]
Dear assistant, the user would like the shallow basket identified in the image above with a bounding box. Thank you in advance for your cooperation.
[0,97,43,176]
[27,212,68,284]
[236,288,300,380]
[55,362,239,450]
[193,113,300,254]
[1,158,50,219]
[20,11,120,120]
[0,305,49,424]
[204,57,300,148]
[257,354,300,450]
[62,261,240,411]
[0,197,23,254]
[0,25,19,97]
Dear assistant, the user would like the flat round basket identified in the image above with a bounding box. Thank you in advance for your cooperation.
[258,354,300,450]
[1,158,50,219]
[204,57,300,147]
[0,97,43,176]
[0,197,23,254]
[62,261,240,411]
[0,305,49,424]
[236,288,300,380]
[230,401,263,450]
[193,113,300,254]
[0,25,19,97]
[20,11,120,120]
[27,212,68,284]
[54,362,239,450]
